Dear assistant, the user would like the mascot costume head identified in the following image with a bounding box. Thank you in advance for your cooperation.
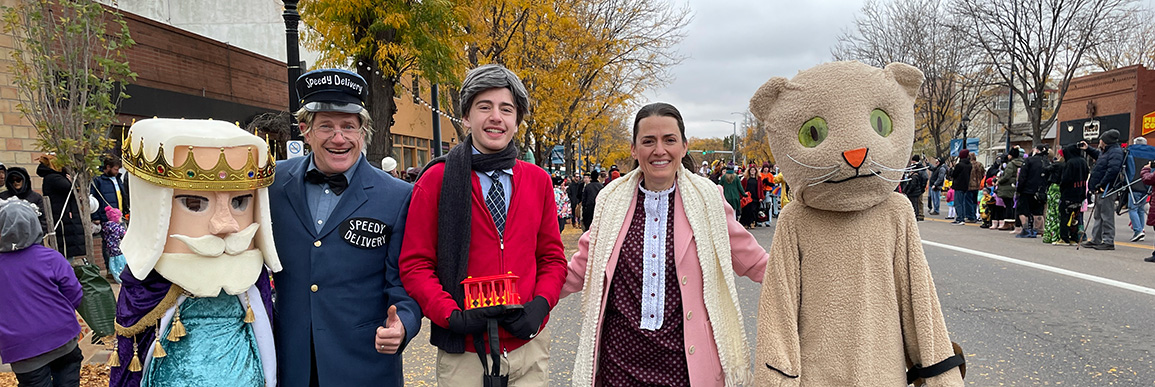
[111,119,280,387]
[749,61,922,212]
[121,119,281,296]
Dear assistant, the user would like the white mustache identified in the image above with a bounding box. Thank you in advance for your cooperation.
[171,223,259,257]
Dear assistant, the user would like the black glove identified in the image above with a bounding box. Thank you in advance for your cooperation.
[500,296,551,340]
[447,305,507,335]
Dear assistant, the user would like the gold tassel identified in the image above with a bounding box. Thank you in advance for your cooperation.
[128,338,142,372]
[152,341,167,358]
[107,338,121,367]
[168,309,187,341]
[152,318,167,358]
[128,354,142,372]
[243,293,255,324]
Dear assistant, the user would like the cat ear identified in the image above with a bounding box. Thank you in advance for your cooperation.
[749,77,789,123]
[885,62,924,99]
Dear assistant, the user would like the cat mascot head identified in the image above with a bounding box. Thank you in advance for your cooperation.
[749,61,923,212]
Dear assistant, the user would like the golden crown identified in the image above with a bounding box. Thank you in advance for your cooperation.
[121,130,276,191]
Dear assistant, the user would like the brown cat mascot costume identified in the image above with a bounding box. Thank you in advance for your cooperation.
[750,61,964,386]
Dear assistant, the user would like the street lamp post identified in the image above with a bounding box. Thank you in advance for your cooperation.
[711,119,737,163]
[961,115,971,140]
[960,115,971,161]
[283,0,302,140]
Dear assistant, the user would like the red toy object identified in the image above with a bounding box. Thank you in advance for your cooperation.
[462,272,521,310]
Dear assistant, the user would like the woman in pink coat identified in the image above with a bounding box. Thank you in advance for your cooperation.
[562,103,769,386]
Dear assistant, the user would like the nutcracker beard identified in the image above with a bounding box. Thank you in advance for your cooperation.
[154,223,265,297]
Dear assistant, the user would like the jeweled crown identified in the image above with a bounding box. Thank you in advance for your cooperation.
[121,129,276,191]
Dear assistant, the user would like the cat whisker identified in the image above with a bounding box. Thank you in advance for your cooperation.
[867,167,908,183]
[806,169,840,182]
[870,159,924,172]
[787,154,840,170]
[807,177,834,187]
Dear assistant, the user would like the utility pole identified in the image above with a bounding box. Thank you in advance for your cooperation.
[431,84,442,157]
[283,0,302,140]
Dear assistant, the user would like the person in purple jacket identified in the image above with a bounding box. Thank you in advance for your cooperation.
[0,197,84,387]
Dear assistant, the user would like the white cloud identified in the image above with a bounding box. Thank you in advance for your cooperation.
[646,0,867,138]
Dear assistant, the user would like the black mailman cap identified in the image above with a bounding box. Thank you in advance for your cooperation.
[296,69,368,114]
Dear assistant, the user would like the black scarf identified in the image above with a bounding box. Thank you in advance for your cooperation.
[423,134,518,352]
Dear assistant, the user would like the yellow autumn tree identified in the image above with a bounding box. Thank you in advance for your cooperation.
[688,137,731,165]
[436,0,689,172]
[739,124,774,165]
[299,0,465,164]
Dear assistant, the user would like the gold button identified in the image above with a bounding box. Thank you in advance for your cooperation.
[314,240,322,247]
[686,311,692,320]
[681,276,688,285]
[688,345,695,355]
[310,284,318,292]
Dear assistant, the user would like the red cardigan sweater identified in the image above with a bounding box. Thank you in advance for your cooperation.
[399,160,567,353]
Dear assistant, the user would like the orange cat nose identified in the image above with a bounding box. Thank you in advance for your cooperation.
[843,147,868,168]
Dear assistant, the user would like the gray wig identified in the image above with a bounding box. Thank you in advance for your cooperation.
[458,64,530,124]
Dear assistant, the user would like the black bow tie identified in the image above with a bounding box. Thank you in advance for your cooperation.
[305,169,349,195]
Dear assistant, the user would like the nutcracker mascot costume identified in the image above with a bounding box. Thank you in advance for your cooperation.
[109,119,280,387]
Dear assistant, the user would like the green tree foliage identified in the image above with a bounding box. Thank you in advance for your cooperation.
[2,0,135,260]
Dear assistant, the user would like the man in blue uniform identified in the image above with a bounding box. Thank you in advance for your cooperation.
[270,69,421,386]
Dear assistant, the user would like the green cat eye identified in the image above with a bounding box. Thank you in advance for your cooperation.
[798,117,828,148]
[871,109,893,137]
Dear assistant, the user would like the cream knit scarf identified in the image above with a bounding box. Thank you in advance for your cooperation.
[572,165,752,386]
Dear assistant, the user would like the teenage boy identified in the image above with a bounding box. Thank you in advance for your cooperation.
[399,64,567,386]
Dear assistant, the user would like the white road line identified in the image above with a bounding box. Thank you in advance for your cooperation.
[922,240,1155,296]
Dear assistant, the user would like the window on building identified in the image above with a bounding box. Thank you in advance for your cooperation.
[994,96,1009,111]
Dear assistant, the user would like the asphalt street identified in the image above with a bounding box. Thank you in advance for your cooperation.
[396,208,1155,386]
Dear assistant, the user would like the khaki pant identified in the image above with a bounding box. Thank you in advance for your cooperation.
[436,327,551,387]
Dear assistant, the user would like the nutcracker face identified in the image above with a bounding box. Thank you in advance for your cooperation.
[163,146,259,255]
[149,145,266,297]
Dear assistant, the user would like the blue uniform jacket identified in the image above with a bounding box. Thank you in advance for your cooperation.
[270,155,421,387]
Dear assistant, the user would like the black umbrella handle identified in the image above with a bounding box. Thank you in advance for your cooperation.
[474,318,509,387]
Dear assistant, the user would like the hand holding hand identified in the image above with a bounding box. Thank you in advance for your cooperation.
[499,296,551,340]
[447,305,507,335]
[375,305,405,354]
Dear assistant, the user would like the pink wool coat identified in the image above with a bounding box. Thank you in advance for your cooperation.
[562,187,769,385]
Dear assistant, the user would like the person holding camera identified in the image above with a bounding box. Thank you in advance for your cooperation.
[1084,130,1125,250]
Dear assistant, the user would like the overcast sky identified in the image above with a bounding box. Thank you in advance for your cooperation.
[646,0,867,139]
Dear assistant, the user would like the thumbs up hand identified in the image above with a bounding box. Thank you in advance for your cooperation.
[375,305,405,354]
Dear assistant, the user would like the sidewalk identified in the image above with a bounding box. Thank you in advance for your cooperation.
[932,201,1155,250]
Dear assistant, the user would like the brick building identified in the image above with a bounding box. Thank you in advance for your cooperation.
[109,0,457,171]
[1055,64,1155,147]
[0,0,287,185]
[1,1,457,184]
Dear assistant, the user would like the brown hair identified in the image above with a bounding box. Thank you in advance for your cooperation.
[632,102,696,171]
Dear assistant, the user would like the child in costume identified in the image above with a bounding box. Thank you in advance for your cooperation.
[0,198,85,387]
[945,187,956,220]
[109,119,281,387]
[103,206,127,283]
[749,61,964,386]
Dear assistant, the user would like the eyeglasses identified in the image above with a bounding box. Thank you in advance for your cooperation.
[312,125,363,139]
